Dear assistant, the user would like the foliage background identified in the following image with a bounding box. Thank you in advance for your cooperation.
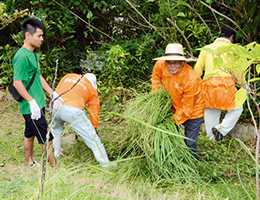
[0,0,259,119]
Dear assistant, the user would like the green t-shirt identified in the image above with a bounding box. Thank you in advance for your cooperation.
[13,47,46,114]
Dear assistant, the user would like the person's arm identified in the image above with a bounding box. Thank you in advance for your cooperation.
[40,75,64,109]
[13,80,33,102]
[194,52,205,77]
[173,77,201,124]
[40,75,52,95]
[87,90,100,128]
[151,61,163,92]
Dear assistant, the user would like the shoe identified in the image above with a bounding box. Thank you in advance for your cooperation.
[212,127,223,141]
[31,161,40,168]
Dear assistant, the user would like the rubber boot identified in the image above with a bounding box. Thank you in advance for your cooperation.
[92,144,117,169]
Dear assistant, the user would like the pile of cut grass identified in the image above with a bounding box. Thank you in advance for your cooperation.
[117,88,201,182]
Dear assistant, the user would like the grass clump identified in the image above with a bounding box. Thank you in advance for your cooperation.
[117,88,201,182]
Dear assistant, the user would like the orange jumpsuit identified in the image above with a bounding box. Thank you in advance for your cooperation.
[55,73,100,128]
[152,60,204,125]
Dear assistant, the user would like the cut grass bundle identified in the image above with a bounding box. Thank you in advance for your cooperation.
[118,88,200,182]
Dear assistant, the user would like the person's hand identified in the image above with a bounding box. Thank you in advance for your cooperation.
[52,91,64,110]
[245,85,251,93]
[29,99,41,120]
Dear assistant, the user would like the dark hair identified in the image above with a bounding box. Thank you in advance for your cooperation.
[72,67,84,74]
[219,28,236,42]
[21,17,46,39]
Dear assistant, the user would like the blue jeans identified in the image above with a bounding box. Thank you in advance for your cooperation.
[51,105,102,157]
[182,117,203,160]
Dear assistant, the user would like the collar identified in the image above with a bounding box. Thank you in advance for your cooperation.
[214,37,231,43]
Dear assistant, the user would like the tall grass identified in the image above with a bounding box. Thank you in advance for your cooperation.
[116,88,201,182]
[0,90,258,199]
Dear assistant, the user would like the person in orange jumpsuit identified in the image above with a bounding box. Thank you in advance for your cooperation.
[152,43,204,160]
[194,28,243,141]
[51,73,116,169]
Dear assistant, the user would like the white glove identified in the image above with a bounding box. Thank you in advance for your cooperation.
[29,99,41,120]
[245,85,251,93]
[52,91,64,110]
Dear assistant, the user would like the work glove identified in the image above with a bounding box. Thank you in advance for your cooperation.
[52,91,64,110]
[29,99,41,120]
[245,85,251,93]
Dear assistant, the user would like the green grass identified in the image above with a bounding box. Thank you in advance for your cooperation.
[0,90,258,199]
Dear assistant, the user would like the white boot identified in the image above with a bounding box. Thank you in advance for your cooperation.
[92,144,117,169]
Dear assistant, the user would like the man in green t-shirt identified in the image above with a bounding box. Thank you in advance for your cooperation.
[12,17,63,167]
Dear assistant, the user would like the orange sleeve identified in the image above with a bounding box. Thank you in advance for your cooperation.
[87,88,100,128]
[174,77,202,124]
[151,61,163,92]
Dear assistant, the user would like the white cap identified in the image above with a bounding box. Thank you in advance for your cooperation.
[84,73,97,90]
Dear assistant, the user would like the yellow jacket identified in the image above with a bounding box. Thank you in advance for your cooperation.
[152,60,204,125]
[194,39,232,78]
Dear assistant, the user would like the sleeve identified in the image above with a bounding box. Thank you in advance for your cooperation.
[173,77,202,125]
[87,89,100,128]
[151,61,163,92]
[13,55,28,81]
[194,52,205,77]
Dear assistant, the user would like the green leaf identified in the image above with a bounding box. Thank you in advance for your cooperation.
[213,57,223,69]
[248,77,260,82]
[235,88,247,109]
[256,64,260,74]
[214,45,232,54]
[203,72,215,80]
[234,57,252,71]
[87,11,93,19]
[196,47,214,54]
[176,0,191,7]
[177,12,186,17]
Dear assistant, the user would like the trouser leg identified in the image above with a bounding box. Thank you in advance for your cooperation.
[65,109,116,168]
[182,117,203,160]
[92,143,117,169]
[204,109,221,140]
[51,109,65,157]
[69,114,102,149]
[216,106,243,136]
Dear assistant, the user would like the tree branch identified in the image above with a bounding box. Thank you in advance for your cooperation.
[199,0,251,42]
[166,18,194,57]
[53,0,113,40]
[39,59,89,199]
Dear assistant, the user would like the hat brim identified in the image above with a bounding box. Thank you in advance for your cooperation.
[152,55,197,62]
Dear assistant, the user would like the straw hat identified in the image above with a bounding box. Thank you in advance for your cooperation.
[84,73,97,90]
[153,43,197,62]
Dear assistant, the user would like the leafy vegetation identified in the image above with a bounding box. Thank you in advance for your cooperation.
[1,0,260,87]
